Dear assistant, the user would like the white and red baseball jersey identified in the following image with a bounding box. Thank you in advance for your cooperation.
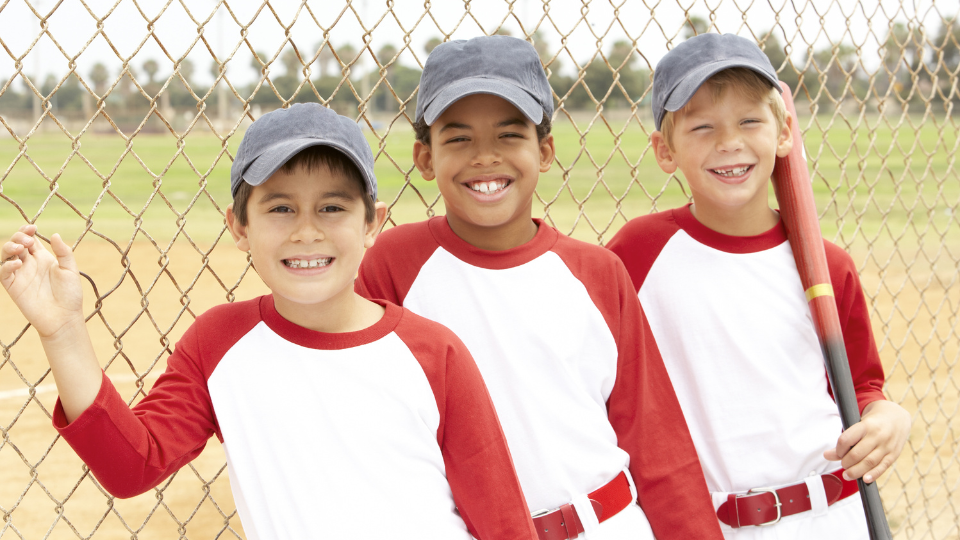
[53,296,537,540]
[607,205,886,534]
[356,216,723,539]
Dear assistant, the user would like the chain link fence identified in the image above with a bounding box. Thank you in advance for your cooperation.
[0,1,957,538]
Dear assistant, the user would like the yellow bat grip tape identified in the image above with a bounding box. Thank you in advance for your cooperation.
[805,283,834,301]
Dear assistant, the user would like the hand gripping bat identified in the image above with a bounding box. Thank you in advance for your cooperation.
[771,81,893,540]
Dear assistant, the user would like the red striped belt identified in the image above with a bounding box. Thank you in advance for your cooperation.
[532,472,634,540]
[717,470,860,528]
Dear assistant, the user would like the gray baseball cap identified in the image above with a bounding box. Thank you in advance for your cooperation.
[652,33,781,130]
[416,35,554,126]
[230,102,377,201]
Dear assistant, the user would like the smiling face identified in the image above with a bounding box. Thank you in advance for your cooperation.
[413,93,555,251]
[652,82,793,236]
[226,165,386,330]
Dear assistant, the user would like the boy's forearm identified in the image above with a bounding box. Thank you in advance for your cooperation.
[39,317,102,423]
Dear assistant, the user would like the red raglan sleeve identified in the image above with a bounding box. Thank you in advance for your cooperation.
[604,260,724,539]
[393,310,537,540]
[51,300,262,499]
[356,221,439,304]
[606,210,682,293]
[52,319,218,498]
[825,240,886,412]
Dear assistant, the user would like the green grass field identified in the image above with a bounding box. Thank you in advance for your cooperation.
[0,112,956,249]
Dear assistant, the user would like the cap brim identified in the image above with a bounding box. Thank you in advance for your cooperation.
[239,138,377,200]
[663,60,781,114]
[421,77,544,125]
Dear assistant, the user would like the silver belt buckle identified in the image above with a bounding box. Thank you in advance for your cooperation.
[531,508,550,518]
[746,487,782,526]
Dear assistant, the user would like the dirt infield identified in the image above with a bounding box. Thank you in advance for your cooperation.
[1,237,956,539]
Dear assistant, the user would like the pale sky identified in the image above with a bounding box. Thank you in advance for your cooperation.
[0,0,947,90]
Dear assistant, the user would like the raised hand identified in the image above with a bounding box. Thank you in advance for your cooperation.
[1,224,102,422]
[1,224,85,338]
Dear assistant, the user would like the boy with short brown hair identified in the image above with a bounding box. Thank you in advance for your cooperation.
[357,35,723,540]
[0,103,537,540]
[607,33,911,537]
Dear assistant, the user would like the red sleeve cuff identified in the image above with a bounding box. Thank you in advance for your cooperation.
[52,370,114,432]
[857,391,886,415]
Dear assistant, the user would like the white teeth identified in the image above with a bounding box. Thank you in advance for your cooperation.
[285,258,332,269]
[468,180,507,194]
[713,166,750,177]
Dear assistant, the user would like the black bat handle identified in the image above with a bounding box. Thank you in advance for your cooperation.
[822,338,893,540]
[860,479,893,540]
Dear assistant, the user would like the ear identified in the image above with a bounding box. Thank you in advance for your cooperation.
[413,140,436,181]
[651,131,678,174]
[776,113,794,158]
[538,133,556,173]
[225,203,250,252]
[363,201,389,249]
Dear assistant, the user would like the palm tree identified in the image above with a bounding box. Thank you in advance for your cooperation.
[282,48,302,79]
[143,59,159,85]
[318,43,335,77]
[119,64,137,113]
[377,44,398,66]
[178,58,195,86]
[90,62,109,97]
[335,43,357,68]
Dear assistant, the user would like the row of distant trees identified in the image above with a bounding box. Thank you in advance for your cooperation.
[1,18,957,122]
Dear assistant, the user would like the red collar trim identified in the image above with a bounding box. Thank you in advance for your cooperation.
[259,296,402,349]
[427,216,559,269]
[672,204,787,254]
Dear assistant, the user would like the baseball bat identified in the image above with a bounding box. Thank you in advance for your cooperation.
[771,81,892,540]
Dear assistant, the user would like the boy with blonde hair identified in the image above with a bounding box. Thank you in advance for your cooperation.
[357,35,723,540]
[607,33,910,537]
[0,103,538,540]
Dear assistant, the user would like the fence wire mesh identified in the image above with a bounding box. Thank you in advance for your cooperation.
[0,0,957,538]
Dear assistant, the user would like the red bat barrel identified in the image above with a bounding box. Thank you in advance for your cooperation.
[771,82,892,540]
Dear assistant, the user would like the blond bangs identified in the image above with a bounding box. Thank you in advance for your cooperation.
[660,67,787,150]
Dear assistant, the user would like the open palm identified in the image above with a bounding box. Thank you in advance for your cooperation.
[1,225,84,338]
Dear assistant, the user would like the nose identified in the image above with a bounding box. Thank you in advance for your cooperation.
[715,125,744,153]
[472,138,502,167]
[290,213,325,243]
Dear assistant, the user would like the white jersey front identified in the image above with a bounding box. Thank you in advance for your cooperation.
[608,205,887,538]
[54,297,538,540]
[358,216,725,539]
